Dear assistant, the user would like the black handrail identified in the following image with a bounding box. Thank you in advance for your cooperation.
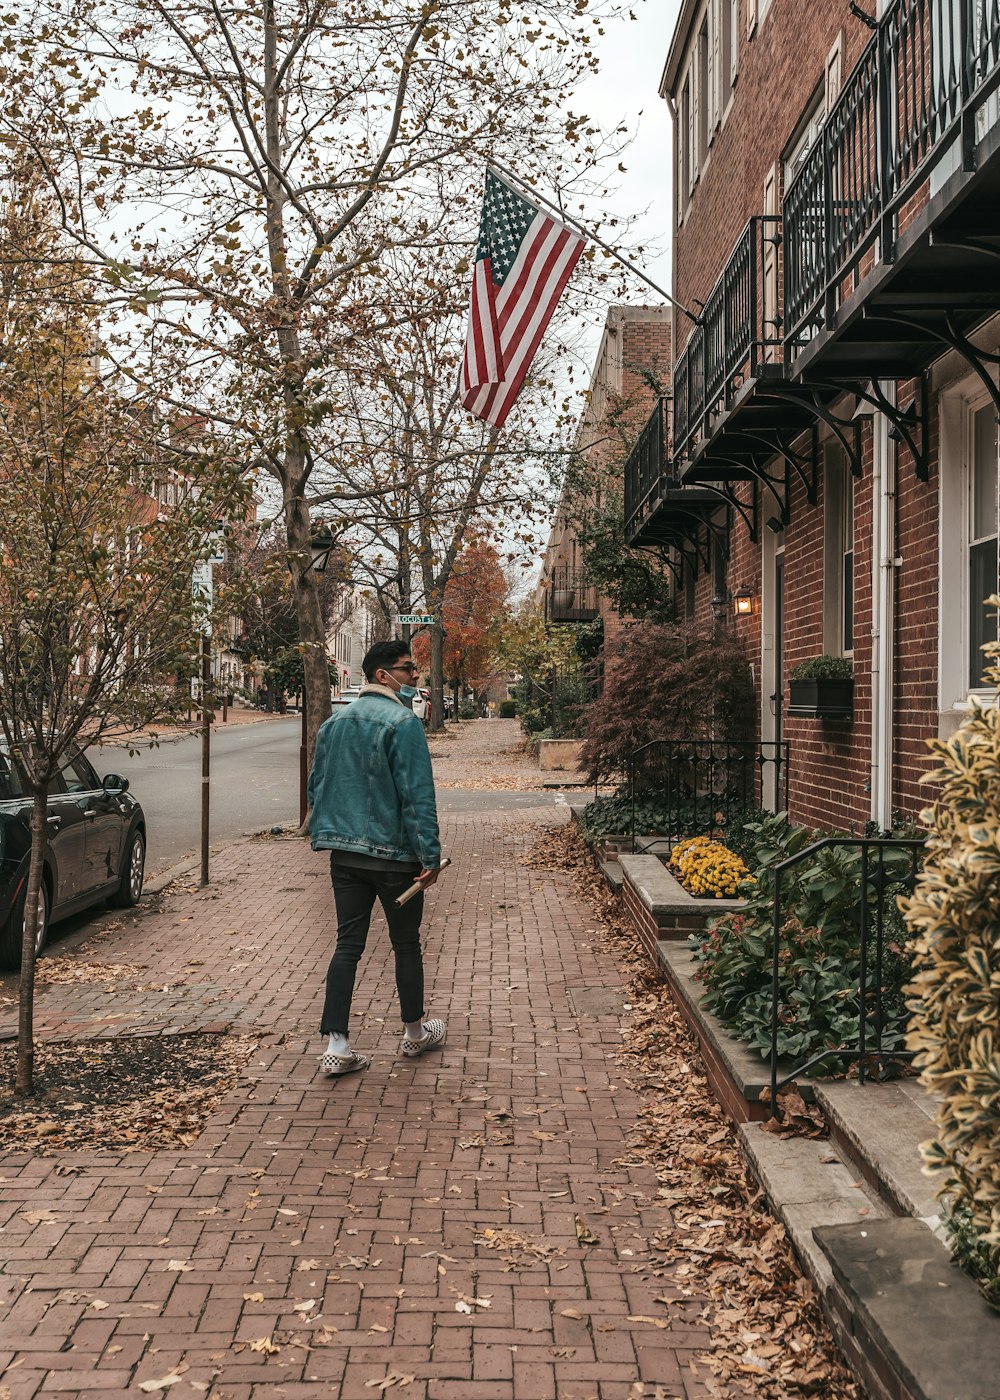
[629,738,790,854]
[768,835,925,1117]
[785,0,1000,349]
[623,397,671,541]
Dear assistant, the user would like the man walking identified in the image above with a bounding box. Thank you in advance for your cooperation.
[308,640,445,1076]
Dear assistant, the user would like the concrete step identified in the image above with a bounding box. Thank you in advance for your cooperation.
[738,1119,888,1294]
[815,1217,1000,1400]
[815,1079,942,1225]
[598,858,624,894]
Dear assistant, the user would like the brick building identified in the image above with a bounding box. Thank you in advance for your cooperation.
[541,304,672,648]
[623,0,1000,832]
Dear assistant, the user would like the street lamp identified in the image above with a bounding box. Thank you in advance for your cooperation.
[307,521,337,574]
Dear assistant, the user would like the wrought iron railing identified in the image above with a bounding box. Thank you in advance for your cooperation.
[672,216,783,462]
[545,565,599,624]
[629,739,790,854]
[785,0,1000,350]
[623,397,671,541]
[768,835,925,1118]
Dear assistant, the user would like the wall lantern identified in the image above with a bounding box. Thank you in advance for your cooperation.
[733,587,757,617]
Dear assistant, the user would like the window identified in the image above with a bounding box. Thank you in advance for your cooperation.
[969,404,999,687]
[61,752,99,794]
[697,19,710,170]
[784,85,826,184]
[720,0,738,110]
[823,440,855,657]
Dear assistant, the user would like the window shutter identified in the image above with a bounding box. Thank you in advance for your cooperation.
[731,0,740,83]
[747,0,757,40]
[825,31,843,109]
[689,60,699,184]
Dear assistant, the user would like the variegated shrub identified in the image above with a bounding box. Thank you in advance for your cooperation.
[902,596,1000,1305]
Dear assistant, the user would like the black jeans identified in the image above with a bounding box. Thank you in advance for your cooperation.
[320,859,425,1036]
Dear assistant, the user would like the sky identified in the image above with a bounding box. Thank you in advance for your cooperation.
[573,0,684,357]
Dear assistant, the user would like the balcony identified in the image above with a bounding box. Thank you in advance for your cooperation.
[629,0,1000,539]
[784,0,1000,384]
[623,395,738,553]
[545,566,599,624]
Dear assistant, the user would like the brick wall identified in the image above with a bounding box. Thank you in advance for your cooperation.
[671,2,871,321]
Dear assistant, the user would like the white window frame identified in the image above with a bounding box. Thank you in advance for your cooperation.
[938,382,1000,723]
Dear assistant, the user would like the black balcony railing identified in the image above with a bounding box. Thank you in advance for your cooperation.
[622,397,670,541]
[785,0,1000,349]
[673,216,783,462]
[629,739,790,855]
[546,566,599,624]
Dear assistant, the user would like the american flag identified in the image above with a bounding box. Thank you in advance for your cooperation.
[460,170,585,429]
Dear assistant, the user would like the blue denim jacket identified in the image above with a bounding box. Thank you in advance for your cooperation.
[308,685,441,869]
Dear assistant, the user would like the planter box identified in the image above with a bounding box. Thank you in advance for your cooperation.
[538,738,583,772]
[787,677,854,719]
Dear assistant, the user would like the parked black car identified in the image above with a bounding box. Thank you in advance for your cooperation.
[0,746,146,969]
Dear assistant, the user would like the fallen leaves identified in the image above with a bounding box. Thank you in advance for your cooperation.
[574,1216,600,1245]
[473,1226,562,1267]
[758,1084,828,1139]
[248,1336,279,1355]
[0,1032,257,1155]
[364,1374,415,1392]
[535,822,861,1400]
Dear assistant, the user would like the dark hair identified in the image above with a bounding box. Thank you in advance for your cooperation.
[362,639,411,682]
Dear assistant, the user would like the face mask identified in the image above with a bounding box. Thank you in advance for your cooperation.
[398,684,419,701]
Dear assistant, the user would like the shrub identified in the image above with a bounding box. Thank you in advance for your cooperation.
[690,814,918,1065]
[579,623,754,781]
[669,836,752,898]
[499,699,516,719]
[577,794,766,855]
[902,596,1000,1307]
[458,700,478,720]
[788,654,854,681]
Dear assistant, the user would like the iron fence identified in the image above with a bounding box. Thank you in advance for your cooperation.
[768,835,925,1118]
[628,739,790,854]
[785,0,1000,348]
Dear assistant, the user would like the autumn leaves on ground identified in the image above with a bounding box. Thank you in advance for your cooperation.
[0,725,858,1399]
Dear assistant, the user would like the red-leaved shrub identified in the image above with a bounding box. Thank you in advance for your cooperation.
[579,623,755,780]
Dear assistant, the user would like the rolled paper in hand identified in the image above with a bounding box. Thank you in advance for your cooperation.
[396,857,451,906]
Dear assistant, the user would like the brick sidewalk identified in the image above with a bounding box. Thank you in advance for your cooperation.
[0,807,735,1399]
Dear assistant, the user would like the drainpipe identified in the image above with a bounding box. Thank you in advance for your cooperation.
[870,381,897,830]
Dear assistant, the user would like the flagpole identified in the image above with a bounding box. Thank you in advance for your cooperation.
[486,159,701,325]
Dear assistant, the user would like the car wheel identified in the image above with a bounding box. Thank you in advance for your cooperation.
[111,829,145,908]
[0,879,49,971]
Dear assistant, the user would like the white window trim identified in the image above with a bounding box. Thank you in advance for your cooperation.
[822,438,855,659]
[938,381,1000,726]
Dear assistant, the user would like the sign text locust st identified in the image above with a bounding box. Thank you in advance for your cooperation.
[396,614,436,626]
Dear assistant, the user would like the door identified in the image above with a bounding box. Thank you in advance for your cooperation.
[60,751,125,894]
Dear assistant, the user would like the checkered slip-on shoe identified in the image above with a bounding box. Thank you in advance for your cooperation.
[400,1018,447,1058]
[320,1050,371,1077]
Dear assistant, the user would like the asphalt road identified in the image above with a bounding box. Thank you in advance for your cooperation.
[98,719,561,878]
[101,718,302,876]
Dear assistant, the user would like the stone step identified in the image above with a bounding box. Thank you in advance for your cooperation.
[814,1079,942,1224]
[598,858,624,894]
[815,1217,1000,1400]
[738,1118,889,1294]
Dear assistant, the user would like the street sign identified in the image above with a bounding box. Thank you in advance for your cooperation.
[396,613,436,626]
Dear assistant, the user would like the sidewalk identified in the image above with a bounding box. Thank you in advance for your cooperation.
[0,793,851,1398]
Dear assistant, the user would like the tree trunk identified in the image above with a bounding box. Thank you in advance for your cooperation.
[286,485,332,771]
[16,789,49,1096]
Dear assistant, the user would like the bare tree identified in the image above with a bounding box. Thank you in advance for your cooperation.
[8,0,626,760]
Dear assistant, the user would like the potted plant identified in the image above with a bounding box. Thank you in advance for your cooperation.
[787,655,854,719]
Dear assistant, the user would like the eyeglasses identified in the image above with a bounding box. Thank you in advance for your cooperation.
[389,663,418,675]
